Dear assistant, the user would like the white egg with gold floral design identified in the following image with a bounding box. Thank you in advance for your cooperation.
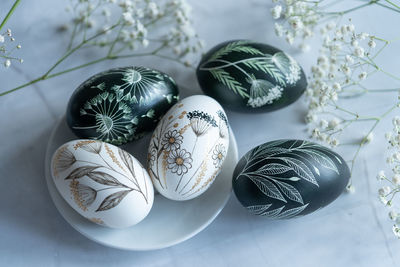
[147,95,230,201]
[51,140,154,228]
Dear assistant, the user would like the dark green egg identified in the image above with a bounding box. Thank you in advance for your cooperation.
[196,40,307,112]
[232,140,350,219]
[66,66,179,145]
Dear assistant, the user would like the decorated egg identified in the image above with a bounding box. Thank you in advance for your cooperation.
[147,95,230,201]
[196,40,307,112]
[51,139,154,228]
[232,140,349,219]
[66,66,179,145]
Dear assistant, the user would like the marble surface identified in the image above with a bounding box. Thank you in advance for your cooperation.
[1,0,400,266]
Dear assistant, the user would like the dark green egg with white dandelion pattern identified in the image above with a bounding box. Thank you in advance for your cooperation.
[196,40,307,112]
[232,140,350,219]
[66,66,179,145]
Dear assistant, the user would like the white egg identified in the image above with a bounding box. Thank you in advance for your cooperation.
[147,95,230,201]
[51,140,154,228]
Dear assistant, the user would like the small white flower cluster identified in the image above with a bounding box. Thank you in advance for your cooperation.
[378,117,400,238]
[305,21,378,148]
[66,0,202,65]
[271,0,320,51]
[0,28,22,69]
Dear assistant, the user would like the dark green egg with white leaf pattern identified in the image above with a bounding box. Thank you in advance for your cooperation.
[197,40,307,112]
[67,66,179,145]
[232,140,350,219]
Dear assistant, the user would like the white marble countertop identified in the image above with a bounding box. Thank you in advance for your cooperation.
[1,0,400,266]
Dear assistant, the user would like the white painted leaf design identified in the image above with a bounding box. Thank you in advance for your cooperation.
[246,204,272,215]
[260,206,284,217]
[262,140,289,149]
[209,40,261,61]
[293,148,339,174]
[242,57,286,86]
[279,157,319,186]
[271,52,292,75]
[251,147,289,160]
[249,176,287,202]
[301,142,343,164]
[275,180,304,204]
[209,68,249,98]
[276,204,309,219]
[314,166,320,176]
[256,163,292,175]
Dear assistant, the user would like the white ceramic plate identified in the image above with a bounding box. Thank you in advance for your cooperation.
[44,116,238,251]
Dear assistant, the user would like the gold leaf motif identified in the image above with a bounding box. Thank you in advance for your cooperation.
[162,150,169,187]
[70,180,97,211]
[73,140,97,150]
[178,111,187,119]
[179,123,191,135]
[53,144,76,177]
[189,159,208,193]
[190,168,220,197]
[104,144,125,171]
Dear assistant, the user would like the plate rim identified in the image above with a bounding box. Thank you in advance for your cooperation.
[44,115,239,251]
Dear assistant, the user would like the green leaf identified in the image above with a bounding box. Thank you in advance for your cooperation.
[209,41,263,61]
[209,69,249,98]
[242,57,286,86]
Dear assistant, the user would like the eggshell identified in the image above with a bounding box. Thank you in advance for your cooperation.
[67,66,179,145]
[197,40,307,112]
[232,140,350,218]
[147,95,230,201]
[51,139,154,228]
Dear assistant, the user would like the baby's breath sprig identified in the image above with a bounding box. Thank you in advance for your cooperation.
[0,0,22,69]
[304,21,400,190]
[378,117,400,238]
[0,0,203,96]
[271,0,400,51]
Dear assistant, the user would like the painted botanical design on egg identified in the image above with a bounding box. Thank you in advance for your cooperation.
[235,140,343,219]
[147,102,230,199]
[161,130,183,151]
[167,148,193,176]
[212,144,226,168]
[52,140,150,212]
[76,90,138,145]
[198,40,301,108]
[69,66,179,145]
[105,66,169,104]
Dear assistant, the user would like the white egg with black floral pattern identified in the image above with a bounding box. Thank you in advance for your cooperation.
[51,139,154,228]
[147,95,230,201]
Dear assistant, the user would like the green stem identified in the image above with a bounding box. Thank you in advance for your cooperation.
[0,49,183,96]
[384,0,400,9]
[321,0,378,16]
[376,2,400,13]
[0,0,21,32]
